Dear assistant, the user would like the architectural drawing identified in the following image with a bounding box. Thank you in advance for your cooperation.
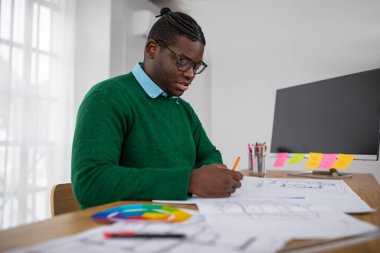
[195,198,320,221]
[252,179,348,194]
[8,213,288,253]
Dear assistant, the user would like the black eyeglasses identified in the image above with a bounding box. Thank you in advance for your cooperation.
[156,40,207,74]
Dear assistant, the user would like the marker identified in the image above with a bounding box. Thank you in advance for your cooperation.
[104,231,186,239]
[231,156,241,171]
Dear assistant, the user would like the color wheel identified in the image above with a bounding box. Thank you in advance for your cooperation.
[92,204,191,223]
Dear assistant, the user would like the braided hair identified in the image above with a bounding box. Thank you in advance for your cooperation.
[147,7,206,46]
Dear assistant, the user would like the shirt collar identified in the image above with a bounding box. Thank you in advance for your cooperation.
[132,63,179,100]
[132,63,164,98]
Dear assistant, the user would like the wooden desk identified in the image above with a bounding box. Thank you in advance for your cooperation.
[0,170,380,252]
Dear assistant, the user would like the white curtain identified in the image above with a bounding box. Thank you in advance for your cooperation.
[0,0,75,229]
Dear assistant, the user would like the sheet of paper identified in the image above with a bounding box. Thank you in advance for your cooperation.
[287,153,305,165]
[153,199,197,204]
[333,154,355,170]
[7,210,290,253]
[318,154,337,169]
[233,177,375,213]
[193,198,377,239]
[237,177,352,197]
[304,152,323,169]
[155,177,375,213]
[273,152,288,167]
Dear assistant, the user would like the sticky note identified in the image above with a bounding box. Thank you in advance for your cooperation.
[332,154,354,170]
[318,154,338,169]
[304,152,323,169]
[273,152,288,167]
[287,153,305,165]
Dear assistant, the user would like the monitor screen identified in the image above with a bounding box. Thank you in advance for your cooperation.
[270,68,380,160]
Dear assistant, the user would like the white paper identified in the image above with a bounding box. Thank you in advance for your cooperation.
[237,177,357,198]
[154,177,375,213]
[7,210,290,253]
[235,177,375,213]
[193,197,377,239]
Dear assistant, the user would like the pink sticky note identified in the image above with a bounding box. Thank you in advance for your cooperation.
[273,152,288,167]
[318,154,338,169]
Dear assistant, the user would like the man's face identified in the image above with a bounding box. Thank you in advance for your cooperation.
[151,36,205,97]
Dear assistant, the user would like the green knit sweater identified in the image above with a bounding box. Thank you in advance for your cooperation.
[71,73,222,209]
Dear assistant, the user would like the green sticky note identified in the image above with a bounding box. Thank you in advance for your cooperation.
[287,153,305,165]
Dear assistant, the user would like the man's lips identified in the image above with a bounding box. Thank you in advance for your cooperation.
[176,82,190,91]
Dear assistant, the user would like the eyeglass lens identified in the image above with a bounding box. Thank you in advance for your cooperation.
[178,58,205,74]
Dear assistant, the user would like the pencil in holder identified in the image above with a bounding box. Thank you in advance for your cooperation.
[248,152,253,172]
[248,142,266,177]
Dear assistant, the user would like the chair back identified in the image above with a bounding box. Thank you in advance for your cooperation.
[51,183,80,216]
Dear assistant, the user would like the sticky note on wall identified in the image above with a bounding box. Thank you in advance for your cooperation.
[318,154,338,169]
[287,153,305,165]
[273,153,288,167]
[304,153,323,169]
[332,154,354,170]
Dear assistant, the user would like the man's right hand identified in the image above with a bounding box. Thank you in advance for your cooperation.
[188,164,243,198]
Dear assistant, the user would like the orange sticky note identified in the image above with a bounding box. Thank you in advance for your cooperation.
[318,154,338,169]
[304,152,323,169]
[332,154,354,170]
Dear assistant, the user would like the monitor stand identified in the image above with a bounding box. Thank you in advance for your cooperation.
[288,168,352,179]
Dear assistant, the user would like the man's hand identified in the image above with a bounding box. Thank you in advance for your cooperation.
[188,164,244,198]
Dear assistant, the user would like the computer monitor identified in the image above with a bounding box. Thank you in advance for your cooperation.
[270,68,380,162]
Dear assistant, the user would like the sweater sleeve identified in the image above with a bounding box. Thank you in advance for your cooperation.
[71,88,191,209]
[185,104,223,167]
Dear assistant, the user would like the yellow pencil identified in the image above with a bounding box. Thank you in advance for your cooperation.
[231,156,241,171]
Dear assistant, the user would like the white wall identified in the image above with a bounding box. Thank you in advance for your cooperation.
[110,0,160,76]
[181,0,380,181]
[74,0,159,108]
[74,0,111,110]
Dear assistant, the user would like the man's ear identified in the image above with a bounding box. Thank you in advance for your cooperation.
[145,39,160,59]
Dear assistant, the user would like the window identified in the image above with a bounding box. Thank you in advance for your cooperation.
[0,0,74,229]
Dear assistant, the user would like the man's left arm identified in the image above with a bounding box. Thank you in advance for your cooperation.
[187,106,243,197]
[189,108,223,167]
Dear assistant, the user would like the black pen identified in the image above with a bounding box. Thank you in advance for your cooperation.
[104,231,186,239]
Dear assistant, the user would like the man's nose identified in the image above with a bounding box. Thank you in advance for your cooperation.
[183,67,195,78]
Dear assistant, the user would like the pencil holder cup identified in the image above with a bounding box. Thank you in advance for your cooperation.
[252,156,266,177]
[248,142,267,177]
[249,153,266,177]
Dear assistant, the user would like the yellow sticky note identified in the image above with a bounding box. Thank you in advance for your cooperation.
[287,153,305,165]
[332,154,354,170]
[304,153,323,169]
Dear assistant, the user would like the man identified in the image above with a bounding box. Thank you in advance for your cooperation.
[72,8,243,209]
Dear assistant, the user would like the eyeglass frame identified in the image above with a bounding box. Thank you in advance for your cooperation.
[155,40,208,75]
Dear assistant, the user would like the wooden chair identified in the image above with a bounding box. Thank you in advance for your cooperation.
[50,183,80,216]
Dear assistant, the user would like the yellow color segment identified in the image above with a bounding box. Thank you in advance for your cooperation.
[143,212,171,220]
[171,210,191,222]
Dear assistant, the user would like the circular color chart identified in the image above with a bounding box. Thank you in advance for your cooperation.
[92,204,191,223]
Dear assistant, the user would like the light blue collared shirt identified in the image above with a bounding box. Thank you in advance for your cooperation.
[132,63,179,102]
